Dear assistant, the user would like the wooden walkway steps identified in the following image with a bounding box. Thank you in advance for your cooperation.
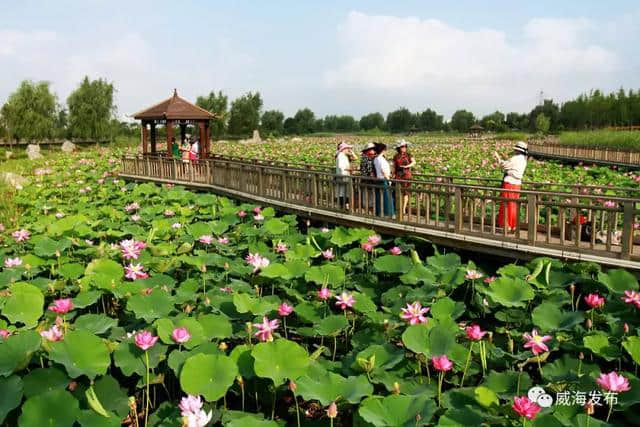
[119,155,640,269]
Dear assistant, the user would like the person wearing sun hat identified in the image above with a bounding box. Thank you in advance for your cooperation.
[493,141,529,232]
[357,142,377,210]
[373,142,395,217]
[335,141,355,208]
[392,139,416,215]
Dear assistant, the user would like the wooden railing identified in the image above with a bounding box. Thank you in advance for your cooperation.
[529,142,640,168]
[120,155,640,265]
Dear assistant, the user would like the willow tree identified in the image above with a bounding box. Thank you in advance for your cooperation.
[67,77,115,141]
[1,80,57,142]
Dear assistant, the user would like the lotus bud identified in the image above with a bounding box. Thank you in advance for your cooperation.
[392,382,401,395]
[488,331,494,344]
[579,352,584,360]
[128,396,137,411]
[184,304,193,314]
[508,337,514,354]
[326,402,338,419]
[200,264,207,273]
[624,323,630,334]
[586,318,593,329]
[68,381,77,391]
[224,262,230,270]
[246,322,253,334]
[236,376,244,386]
[56,250,61,258]
[218,341,228,351]
[205,296,211,306]
[570,284,575,293]
[289,380,297,393]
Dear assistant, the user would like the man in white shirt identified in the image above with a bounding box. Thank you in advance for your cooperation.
[373,143,395,217]
[493,141,528,231]
[335,141,355,208]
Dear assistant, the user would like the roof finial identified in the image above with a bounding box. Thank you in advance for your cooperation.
[173,88,177,97]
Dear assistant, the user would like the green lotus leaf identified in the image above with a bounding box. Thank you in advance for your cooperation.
[33,236,71,257]
[22,367,69,397]
[0,375,23,424]
[496,264,530,278]
[482,370,532,399]
[352,344,404,374]
[155,317,206,349]
[76,410,121,427]
[187,221,212,237]
[126,290,175,322]
[474,386,499,407]
[229,344,255,379]
[314,315,349,336]
[427,253,461,271]
[531,302,584,332]
[437,407,484,427]
[304,264,345,286]
[263,218,289,235]
[18,389,80,427]
[429,323,456,356]
[72,291,102,309]
[2,282,44,328]
[623,336,640,365]
[430,297,464,320]
[232,294,279,315]
[180,353,237,401]
[93,375,130,418]
[252,339,310,385]
[84,259,123,290]
[223,413,280,427]
[74,314,118,335]
[259,263,290,279]
[48,330,111,380]
[400,264,437,285]
[198,314,233,339]
[597,269,638,293]
[113,340,167,377]
[58,263,85,280]
[359,394,437,427]
[296,364,372,405]
[374,255,413,274]
[0,331,41,377]
[402,324,431,356]
[47,214,88,236]
[482,277,535,307]
[167,343,220,378]
[583,333,620,361]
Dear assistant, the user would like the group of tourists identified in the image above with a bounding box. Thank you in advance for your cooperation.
[335,138,529,231]
[171,136,200,163]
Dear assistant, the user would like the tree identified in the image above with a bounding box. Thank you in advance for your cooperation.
[293,108,316,134]
[283,117,298,135]
[535,113,550,135]
[260,110,284,137]
[66,77,115,140]
[1,80,57,141]
[480,111,506,132]
[196,90,228,139]
[323,115,338,132]
[506,112,528,130]
[415,108,443,131]
[336,115,358,132]
[450,110,475,132]
[528,99,559,132]
[227,91,262,137]
[386,108,414,133]
[359,112,385,131]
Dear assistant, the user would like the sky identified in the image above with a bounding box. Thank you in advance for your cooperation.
[1,1,639,121]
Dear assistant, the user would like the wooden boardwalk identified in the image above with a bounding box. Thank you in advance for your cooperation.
[529,142,640,169]
[119,155,640,269]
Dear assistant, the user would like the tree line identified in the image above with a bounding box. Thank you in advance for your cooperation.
[2,79,640,142]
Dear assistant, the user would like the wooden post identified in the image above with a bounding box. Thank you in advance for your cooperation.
[199,122,206,158]
[311,173,318,207]
[527,194,537,245]
[621,201,633,259]
[454,187,463,233]
[166,120,174,153]
[150,122,157,154]
[141,122,148,154]
[395,181,403,222]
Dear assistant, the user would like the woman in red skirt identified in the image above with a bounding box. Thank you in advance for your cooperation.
[493,141,528,232]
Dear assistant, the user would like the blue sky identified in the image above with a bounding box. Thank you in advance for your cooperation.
[2,1,639,120]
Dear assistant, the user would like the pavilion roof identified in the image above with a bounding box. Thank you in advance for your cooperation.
[133,89,216,120]
[469,124,484,130]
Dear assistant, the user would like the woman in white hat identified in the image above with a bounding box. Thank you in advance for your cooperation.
[358,142,377,210]
[335,141,355,208]
[392,139,416,215]
[493,141,528,231]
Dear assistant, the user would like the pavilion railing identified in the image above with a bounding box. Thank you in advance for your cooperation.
[529,142,640,168]
[121,155,640,261]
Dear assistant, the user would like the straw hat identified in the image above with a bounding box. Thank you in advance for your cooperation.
[336,141,353,155]
[361,142,376,152]
[395,139,410,149]
[514,141,528,154]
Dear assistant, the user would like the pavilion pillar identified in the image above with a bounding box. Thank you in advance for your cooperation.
[204,121,211,158]
[199,121,206,158]
[166,120,174,153]
[141,121,148,155]
[150,122,157,154]
[180,123,186,144]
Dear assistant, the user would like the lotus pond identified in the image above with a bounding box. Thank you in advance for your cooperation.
[1,146,640,426]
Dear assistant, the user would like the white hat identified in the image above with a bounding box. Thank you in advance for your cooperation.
[514,141,528,154]
[361,142,376,152]
[395,139,410,149]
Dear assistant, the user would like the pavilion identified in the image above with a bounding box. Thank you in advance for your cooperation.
[132,89,216,158]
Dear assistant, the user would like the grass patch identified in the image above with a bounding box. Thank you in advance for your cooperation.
[491,131,531,141]
[557,130,640,151]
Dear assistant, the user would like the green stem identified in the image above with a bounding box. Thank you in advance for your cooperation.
[606,404,613,423]
[437,372,444,407]
[144,351,150,427]
[294,392,301,427]
[240,382,245,412]
[332,335,338,362]
[460,342,473,388]
[283,316,288,340]
[271,388,276,420]
[537,356,544,379]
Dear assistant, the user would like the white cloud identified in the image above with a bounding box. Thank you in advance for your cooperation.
[326,12,620,117]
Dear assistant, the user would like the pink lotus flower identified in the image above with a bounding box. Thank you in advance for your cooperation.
[317,287,332,300]
[171,222,182,229]
[389,246,402,255]
[0,329,10,340]
[184,409,213,427]
[134,331,158,350]
[124,263,149,280]
[275,242,288,253]
[278,303,294,317]
[361,242,374,252]
[199,235,213,245]
[245,253,270,273]
[217,237,229,245]
[400,302,429,325]
[4,257,22,268]
[120,239,146,260]
[124,202,140,212]
[584,293,605,309]
[326,401,338,419]
[179,394,203,415]
[431,355,453,372]
[603,200,617,208]
[41,325,64,342]
[253,316,279,342]
[465,269,483,280]
[254,214,264,221]
[237,210,247,218]
[523,329,552,355]
[321,227,330,233]
[465,324,487,341]
[335,292,355,310]
[253,207,262,215]
[49,298,74,314]
[596,372,631,392]
[367,235,381,245]
[55,212,65,218]
[622,290,640,309]
[131,214,141,222]
[172,327,192,344]
[512,396,541,420]
[12,229,30,242]
[322,248,334,260]
[164,209,175,217]
[483,276,497,284]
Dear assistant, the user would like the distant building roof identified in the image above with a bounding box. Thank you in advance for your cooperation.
[469,124,484,131]
[133,89,216,120]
